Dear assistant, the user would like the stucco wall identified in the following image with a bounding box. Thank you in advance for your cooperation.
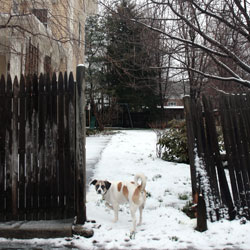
[0,0,97,78]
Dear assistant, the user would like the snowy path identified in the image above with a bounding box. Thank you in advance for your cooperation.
[86,134,113,188]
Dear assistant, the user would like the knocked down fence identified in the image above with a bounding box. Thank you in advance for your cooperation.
[184,94,250,230]
[0,66,86,223]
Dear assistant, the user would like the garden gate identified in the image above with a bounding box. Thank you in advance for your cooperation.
[0,66,86,223]
[184,94,250,229]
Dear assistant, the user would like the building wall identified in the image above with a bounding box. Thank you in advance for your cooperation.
[165,98,184,107]
[49,0,97,76]
[0,55,7,77]
[0,0,97,79]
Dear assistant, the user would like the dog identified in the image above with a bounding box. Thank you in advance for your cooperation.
[90,173,147,234]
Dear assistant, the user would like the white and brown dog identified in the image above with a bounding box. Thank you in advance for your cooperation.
[90,173,147,233]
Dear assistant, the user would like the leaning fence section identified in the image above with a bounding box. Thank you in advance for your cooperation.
[184,94,250,225]
[0,72,76,221]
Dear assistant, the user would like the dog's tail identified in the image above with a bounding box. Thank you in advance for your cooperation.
[134,173,147,191]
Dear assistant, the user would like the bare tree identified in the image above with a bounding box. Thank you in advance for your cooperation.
[109,0,250,97]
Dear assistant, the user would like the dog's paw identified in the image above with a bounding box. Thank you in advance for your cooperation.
[129,231,136,240]
[113,218,118,223]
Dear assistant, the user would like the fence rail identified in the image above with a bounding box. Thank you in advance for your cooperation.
[0,72,78,221]
[184,94,250,226]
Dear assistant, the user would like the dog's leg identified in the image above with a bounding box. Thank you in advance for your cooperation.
[130,204,137,233]
[113,203,119,223]
[105,202,113,210]
[138,205,143,226]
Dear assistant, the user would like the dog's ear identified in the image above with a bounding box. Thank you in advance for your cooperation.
[104,181,111,190]
[90,179,97,186]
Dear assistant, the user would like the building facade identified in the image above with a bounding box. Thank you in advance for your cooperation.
[0,0,97,79]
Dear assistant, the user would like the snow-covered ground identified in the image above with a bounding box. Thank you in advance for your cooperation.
[1,129,250,249]
[86,134,113,188]
[80,130,250,250]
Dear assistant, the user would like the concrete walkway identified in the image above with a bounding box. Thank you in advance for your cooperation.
[0,219,73,239]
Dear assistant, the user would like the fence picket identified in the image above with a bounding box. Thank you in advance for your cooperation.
[183,97,198,199]
[219,95,240,208]
[58,72,65,218]
[51,73,59,219]
[11,76,19,220]
[38,74,46,219]
[228,96,248,216]
[194,99,219,221]
[25,75,33,220]
[244,94,250,178]
[233,95,250,218]
[32,74,39,220]
[18,75,26,220]
[0,75,6,221]
[68,72,76,218]
[44,74,52,219]
[5,75,13,221]
[63,72,71,217]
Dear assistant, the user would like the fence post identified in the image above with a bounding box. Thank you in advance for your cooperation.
[183,96,198,199]
[196,195,207,232]
[75,65,86,224]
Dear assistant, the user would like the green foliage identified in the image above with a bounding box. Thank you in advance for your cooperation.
[158,120,189,163]
[85,14,108,93]
[169,236,179,242]
[86,128,119,137]
[86,128,100,136]
[85,1,162,125]
[178,193,189,200]
[182,201,196,219]
[157,119,225,164]
[216,126,225,153]
[105,0,160,112]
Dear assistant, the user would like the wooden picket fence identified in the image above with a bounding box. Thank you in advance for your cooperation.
[0,70,86,222]
[184,94,250,226]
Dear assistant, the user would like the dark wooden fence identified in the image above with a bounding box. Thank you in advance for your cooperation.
[0,69,86,222]
[184,94,250,225]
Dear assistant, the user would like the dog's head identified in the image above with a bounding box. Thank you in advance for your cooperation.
[90,179,111,195]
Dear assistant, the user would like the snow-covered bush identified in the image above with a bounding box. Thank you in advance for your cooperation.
[157,119,225,164]
[157,120,189,163]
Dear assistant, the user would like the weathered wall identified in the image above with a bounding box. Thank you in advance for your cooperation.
[0,0,97,79]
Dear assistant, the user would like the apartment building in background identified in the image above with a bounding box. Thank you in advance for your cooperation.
[0,0,97,79]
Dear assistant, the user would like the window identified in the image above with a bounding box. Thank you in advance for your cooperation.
[12,0,19,14]
[32,9,48,27]
[44,56,52,76]
[25,39,39,76]
[167,101,177,106]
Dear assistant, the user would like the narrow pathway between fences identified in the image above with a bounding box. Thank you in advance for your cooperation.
[86,133,114,189]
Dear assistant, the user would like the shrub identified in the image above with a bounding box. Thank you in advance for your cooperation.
[182,201,196,219]
[157,120,189,163]
[157,119,225,164]
[178,193,189,200]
